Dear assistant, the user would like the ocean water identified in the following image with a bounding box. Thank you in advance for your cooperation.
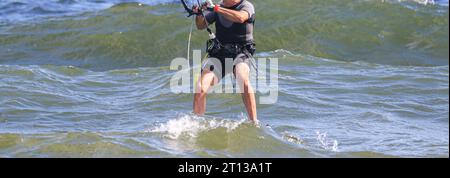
[0,0,448,158]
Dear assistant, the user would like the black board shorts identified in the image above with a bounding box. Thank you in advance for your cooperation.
[201,52,252,80]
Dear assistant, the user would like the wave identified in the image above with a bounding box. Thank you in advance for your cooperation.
[146,114,344,157]
[0,113,343,157]
[0,0,177,23]
[0,0,447,71]
[0,132,175,158]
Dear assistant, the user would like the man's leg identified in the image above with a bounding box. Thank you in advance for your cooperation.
[235,63,258,122]
[193,69,219,115]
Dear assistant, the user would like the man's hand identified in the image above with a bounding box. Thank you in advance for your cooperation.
[192,5,202,15]
[192,2,211,15]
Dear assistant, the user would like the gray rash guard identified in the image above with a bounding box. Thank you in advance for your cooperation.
[204,0,255,44]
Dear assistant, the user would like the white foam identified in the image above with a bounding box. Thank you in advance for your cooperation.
[383,0,448,6]
[316,131,339,152]
[149,115,245,139]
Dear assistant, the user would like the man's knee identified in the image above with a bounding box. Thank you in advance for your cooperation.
[196,70,217,94]
[235,62,250,78]
[235,63,253,93]
[236,62,251,80]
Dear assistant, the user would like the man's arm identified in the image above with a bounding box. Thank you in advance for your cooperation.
[195,15,208,30]
[193,6,211,30]
[194,4,251,30]
[215,6,249,24]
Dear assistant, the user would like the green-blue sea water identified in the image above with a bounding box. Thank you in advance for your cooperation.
[0,0,448,157]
